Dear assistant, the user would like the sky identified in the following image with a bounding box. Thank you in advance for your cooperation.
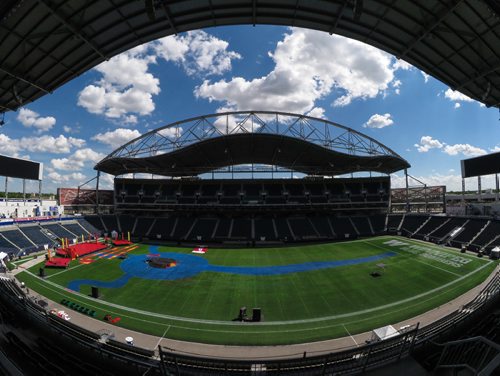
[1,25,499,193]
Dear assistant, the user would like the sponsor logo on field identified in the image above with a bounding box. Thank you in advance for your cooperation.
[383,240,471,268]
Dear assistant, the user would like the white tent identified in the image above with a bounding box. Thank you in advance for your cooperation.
[371,325,399,342]
[0,252,8,269]
[491,247,500,260]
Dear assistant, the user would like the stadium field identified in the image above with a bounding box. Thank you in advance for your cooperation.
[17,236,497,345]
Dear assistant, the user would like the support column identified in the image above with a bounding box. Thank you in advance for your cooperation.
[424,185,428,212]
[461,178,465,205]
[4,176,7,202]
[38,180,42,203]
[478,176,482,201]
[95,171,100,214]
[496,174,499,202]
[22,179,26,204]
[405,168,410,212]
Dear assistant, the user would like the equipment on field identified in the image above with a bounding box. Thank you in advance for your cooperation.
[91,286,99,299]
[238,307,247,321]
[252,308,262,322]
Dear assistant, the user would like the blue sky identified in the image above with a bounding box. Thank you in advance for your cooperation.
[1,25,499,193]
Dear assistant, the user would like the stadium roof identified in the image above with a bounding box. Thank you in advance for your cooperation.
[1,0,500,113]
[95,111,410,176]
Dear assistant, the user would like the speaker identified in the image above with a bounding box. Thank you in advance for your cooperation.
[252,308,261,322]
[39,268,45,278]
[239,306,246,321]
[91,286,99,298]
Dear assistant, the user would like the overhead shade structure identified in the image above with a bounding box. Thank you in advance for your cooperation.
[0,0,500,112]
[94,111,410,177]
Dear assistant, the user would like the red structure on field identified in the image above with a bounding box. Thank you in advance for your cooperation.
[45,258,71,268]
[56,242,107,258]
[112,232,132,246]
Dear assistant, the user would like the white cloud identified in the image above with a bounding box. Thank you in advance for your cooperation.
[17,108,56,133]
[51,148,105,171]
[490,146,500,152]
[47,171,86,184]
[155,31,241,76]
[414,136,444,152]
[392,60,412,70]
[391,172,498,192]
[414,135,486,157]
[421,71,430,83]
[443,144,486,157]
[92,128,142,150]
[24,135,85,154]
[157,127,182,138]
[195,29,403,114]
[444,88,475,108]
[363,113,394,129]
[306,107,326,119]
[78,31,240,123]
[63,125,72,133]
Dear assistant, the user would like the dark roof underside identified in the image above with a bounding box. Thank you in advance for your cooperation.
[1,0,500,113]
[95,133,410,176]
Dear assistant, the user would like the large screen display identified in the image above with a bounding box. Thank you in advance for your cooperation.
[461,152,500,178]
[0,154,42,180]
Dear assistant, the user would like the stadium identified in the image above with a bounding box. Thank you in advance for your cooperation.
[0,1,500,376]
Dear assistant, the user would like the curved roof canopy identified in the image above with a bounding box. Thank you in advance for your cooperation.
[95,111,410,176]
[1,0,500,113]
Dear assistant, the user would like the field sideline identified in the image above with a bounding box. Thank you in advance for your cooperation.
[17,236,497,345]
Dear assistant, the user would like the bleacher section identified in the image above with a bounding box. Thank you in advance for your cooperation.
[101,215,119,233]
[19,225,55,247]
[386,214,403,232]
[428,217,467,242]
[254,218,277,241]
[188,218,217,241]
[41,223,76,239]
[412,216,448,239]
[114,177,390,209]
[399,215,428,235]
[369,215,386,234]
[2,229,35,249]
[350,217,372,236]
[134,217,155,237]
[288,217,317,240]
[118,215,136,233]
[469,221,500,252]
[450,218,488,248]
[82,216,104,234]
[330,217,356,239]
[61,223,89,238]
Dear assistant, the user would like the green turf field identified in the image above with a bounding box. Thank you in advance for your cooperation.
[16,236,497,345]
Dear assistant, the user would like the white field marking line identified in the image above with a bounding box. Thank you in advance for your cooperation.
[343,324,358,347]
[20,258,494,328]
[21,270,498,336]
[45,262,86,279]
[155,326,171,348]
[366,241,462,277]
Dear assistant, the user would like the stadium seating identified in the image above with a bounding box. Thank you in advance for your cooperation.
[133,217,155,237]
[101,215,119,233]
[187,218,217,241]
[40,223,76,239]
[274,218,293,241]
[412,216,447,238]
[230,218,252,240]
[118,215,136,233]
[399,215,429,235]
[149,217,177,239]
[428,217,468,242]
[449,218,488,247]
[330,217,357,239]
[82,216,104,233]
[254,218,278,241]
[61,223,90,238]
[369,214,386,234]
[3,229,36,249]
[469,220,500,251]
[288,217,318,240]
[386,214,403,232]
[350,217,372,236]
[19,225,56,247]
[309,217,335,239]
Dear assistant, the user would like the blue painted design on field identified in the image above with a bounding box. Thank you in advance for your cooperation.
[67,247,397,292]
